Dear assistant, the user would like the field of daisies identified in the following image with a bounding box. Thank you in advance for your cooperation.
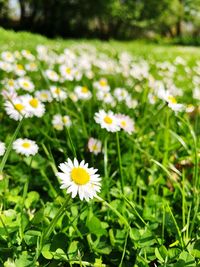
[0,28,200,267]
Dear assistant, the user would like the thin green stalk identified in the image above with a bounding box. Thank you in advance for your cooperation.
[166,203,184,248]
[96,196,130,229]
[119,229,129,267]
[65,127,77,158]
[162,201,165,242]
[104,137,108,179]
[163,108,169,166]
[123,196,147,227]
[103,136,111,201]
[43,195,71,241]
[0,118,24,173]
[116,132,124,194]
[189,194,199,238]
[40,169,58,198]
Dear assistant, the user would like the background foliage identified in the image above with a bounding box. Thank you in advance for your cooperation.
[0,0,200,42]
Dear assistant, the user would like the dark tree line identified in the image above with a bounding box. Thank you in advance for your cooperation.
[0,0,200,39]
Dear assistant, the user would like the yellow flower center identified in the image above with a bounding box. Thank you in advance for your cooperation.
[104,116,113,124]
[22,142,31,148]
[66,68,71,74]
[168,96,177,104]
[71,167,90,185]
[63,117,68,123]
[99,80,107,86]
[14,103,24,112]
[121,121,127,127]
[17,64,24,70]
[29,98,39,108]
[55,88,61,94]
[41,93,48,98]
[92,144,98,151]
[8,80,14,86]
[81,86,88,93]
[23,82,30,88]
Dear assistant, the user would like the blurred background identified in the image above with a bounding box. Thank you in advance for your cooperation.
[0,0,200,44]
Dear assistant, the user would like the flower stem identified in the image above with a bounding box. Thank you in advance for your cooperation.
[116,132,124,194]
[0,117,24,173]
[65,127,77,158]
[43,195,71,241]
[96,195,130,229]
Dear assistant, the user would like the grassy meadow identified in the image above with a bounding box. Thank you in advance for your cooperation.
[0,28,200,267]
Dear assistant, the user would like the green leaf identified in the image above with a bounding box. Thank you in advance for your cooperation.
[25,191,40,209]
[15,251,34,267]
[86,213,106,237]
[155,247,164,263]
[175,251,196,267]
[31,209,44,224]
[41,244,53,260]
[24,230,41,246]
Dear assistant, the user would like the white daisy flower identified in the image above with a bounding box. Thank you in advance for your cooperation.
[59,65,75,81]
[3,78,19,91]
[116,114,135,135]
[186,104,195,113]
[25,62,38,72]
[148,92,158,104]
[4,97,29,121]
[69,92,78,102]
[88,138,102,155]
[24,95,45,117]
[56,158,101,201]
[0,142,6,156]
[74,68,83,81]
[114,88,129,102]
[1,51,15,62]
[52,114,71,130]
[0,61,13,72]
[18,77,34,92]
[52,114,64,130]
[21,50,35,61]
[13,138,39,156]
[96,91,115,105]
[45,69,59,82]
[63,115,72,127]
[94,109,120,132]
[93,78,110,92]
[74,86,92,100]
[50,86,67,101]
[35,90,53,102]
[165,95,184,112]
[1,88,18,100]
[14,64,26,76]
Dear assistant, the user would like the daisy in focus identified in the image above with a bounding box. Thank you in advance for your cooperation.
[24,95,45,117]
[13,138,39,157]
[4,97,29,121]
[56,158,101,201]
[94,109,120,132]
[0,142,6,156]
[88,138,102,155]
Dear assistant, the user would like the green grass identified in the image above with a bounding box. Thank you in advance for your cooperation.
[0,27,200,267]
